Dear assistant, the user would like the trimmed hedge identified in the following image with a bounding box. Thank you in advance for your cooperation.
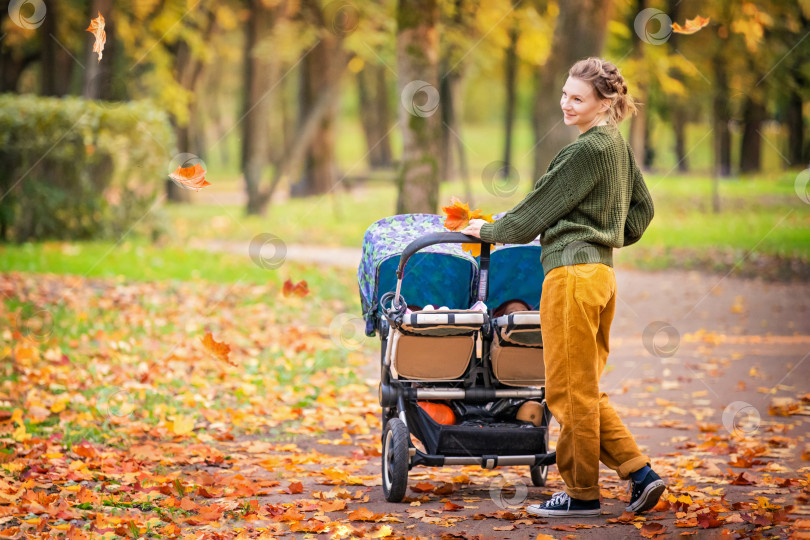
[0,94,175,242]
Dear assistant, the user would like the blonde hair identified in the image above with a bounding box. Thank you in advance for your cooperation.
[568,57,638,125]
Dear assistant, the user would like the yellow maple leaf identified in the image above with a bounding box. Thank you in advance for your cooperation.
[171,415,195,436]
[12,423,31,442]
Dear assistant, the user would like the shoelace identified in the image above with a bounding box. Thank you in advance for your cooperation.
[545,491,571,509]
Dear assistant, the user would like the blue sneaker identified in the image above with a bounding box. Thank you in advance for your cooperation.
[526,491,601,517]
[626,468,666,513]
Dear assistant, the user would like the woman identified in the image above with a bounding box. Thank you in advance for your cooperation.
[461,57,663,517]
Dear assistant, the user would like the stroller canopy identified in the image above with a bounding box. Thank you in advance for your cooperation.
[359,214,478,335]
[358,213,544,336]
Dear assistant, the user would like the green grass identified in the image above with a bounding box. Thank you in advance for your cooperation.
[0,240,359,304]
[2,167,807,283]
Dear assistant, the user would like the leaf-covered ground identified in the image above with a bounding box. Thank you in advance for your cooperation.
[1,268,810,539]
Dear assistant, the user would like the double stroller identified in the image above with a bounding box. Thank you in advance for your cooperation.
[358,214,557,502]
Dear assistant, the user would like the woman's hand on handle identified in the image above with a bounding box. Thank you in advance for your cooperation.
[460,219,487,239]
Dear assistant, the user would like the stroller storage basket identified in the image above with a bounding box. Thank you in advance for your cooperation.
[410,404,549,457]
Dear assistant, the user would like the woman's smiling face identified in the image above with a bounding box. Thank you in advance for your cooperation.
[560,76,610,133]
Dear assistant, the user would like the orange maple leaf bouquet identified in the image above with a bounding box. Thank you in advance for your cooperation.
[440,197,494,257]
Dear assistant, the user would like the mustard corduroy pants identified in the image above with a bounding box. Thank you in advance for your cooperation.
[540,263,649,501]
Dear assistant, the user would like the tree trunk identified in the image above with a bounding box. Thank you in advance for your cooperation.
[292,36,342,197]
[40,1,72,96]
[439,64,470,200]
[0,0,37,93]
[711,51,731,179]
[667,0,688,172]
[357,63,393,169]
[628,0,647,167]
[395,0,441,214]
[787,90,805,167]
[502,22,519,174]
[739,94,766,174]
[531,0,614,183]
[242,0,275,215]
[672,111,689,172]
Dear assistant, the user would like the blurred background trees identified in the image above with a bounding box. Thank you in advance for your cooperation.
[0,0,808,237]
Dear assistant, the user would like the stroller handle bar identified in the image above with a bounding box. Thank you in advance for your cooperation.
[388,232,492,312]
[396,232,490,278]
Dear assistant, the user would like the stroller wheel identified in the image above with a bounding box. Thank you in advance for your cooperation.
[382,418,409,502]
[530,465,548,487]
[381,407,395,431]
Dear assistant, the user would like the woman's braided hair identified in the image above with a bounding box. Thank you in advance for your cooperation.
[568,57,638,125]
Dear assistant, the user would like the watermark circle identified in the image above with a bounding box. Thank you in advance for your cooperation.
[794,169,810,204]
[634,8,672,45]
[482,161,520,198]
[401,80,440,118]
[642,321,680,358]
[167,153,208,191]
[561,241,602,278]
[15,306,54,342]
[722,401,761,437]
[8,0,46,30]
[329,313,367,351]
[323,1,360,36]
[249,233,287,270]
[96,386,137,421]
[489,476,528,510]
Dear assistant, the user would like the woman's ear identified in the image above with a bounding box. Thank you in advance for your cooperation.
[600,98,611,112]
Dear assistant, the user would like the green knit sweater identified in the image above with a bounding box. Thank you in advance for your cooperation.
[479,124,654,274]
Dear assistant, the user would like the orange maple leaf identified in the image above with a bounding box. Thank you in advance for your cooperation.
[282,279,309,298]
[283,481,304,494]
[86,12,106,63]
[441,198,471,231]
[672,15,710,34]
[169,162,210,191]
[440,198,494,257]
[200,332,233,365]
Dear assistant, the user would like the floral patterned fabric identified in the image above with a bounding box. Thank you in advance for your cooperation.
[358,213,544,336]
[358,214,477,336]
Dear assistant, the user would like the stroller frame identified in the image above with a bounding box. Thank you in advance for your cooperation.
[375,232,557,502]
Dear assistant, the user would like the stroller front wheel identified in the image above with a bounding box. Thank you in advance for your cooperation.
[382,418,409,502]
[530,464,548,486]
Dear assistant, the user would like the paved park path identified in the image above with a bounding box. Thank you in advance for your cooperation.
[208,239,810,538]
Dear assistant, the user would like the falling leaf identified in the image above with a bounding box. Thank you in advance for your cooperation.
[86,12,106,62]
[200,332,233,365]
[282,279,309,297]
[672,15,710,34]
[169,162,210,191]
